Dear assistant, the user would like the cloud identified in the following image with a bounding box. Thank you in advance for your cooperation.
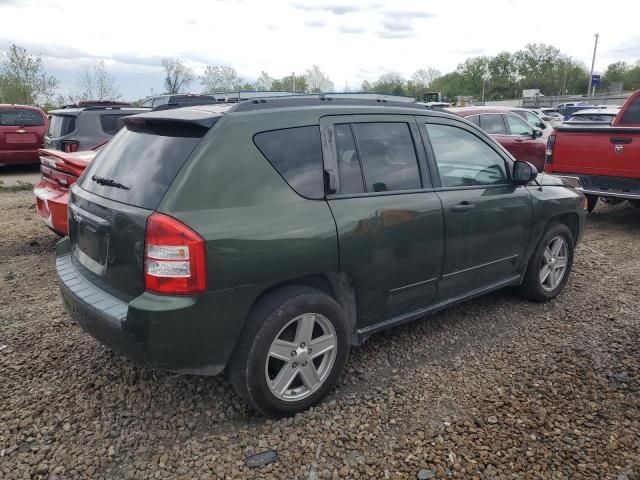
[304,19,326,28]
[381,18,414,32]
[384,10,433,20]
[337,25,366,34]
[377,30,416,39]
[293,3,365,15]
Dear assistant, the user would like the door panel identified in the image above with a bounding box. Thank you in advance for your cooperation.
[436,187,531,299]
[321,114,444,328]
[422,121,532,301]
[328,194,444,326]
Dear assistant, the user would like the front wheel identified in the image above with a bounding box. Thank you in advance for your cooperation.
[517,223,574,302]
[228,286,350,417]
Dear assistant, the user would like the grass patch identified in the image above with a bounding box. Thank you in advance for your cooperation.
[0,180,34,192]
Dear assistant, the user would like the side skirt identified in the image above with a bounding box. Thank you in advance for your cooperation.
[352,274,521,345]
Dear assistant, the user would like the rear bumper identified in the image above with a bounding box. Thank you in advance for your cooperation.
[56,238,255,375]
[34,180,68,236]
[0,149,40,164]
[552,173,640,200]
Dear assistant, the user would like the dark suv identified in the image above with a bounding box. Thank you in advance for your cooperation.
[45,102,150,152]
[56,97,586,416]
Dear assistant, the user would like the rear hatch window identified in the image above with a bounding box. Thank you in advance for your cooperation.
[48,115,76,137]
[79,121,207,210]
[0,108,44,126]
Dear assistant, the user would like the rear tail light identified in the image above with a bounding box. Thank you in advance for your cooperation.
[544,132,556,170]
[40,164,76,189]
[144,213,207,295]
[61,141,79,153]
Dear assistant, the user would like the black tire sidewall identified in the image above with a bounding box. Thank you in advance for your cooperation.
[525,223,574,301]
[242,290,349,417]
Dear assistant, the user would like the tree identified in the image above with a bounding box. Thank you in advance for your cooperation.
[372,72,406,95]
[271,74,307,93]
[255,71,274,91]
[409,67,442,99]
[0,44,58,105]
[304,65,334,93]
[161,58,195,94]
[75,61,121,101]
[361,80,372,91]
[201,65,242,93]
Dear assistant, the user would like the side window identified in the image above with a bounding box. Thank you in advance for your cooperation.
[524,111,541,126]
[505,114,534,136]
[466,115,480,126]
[334,124,364,194]
[141,99,153,107]
[253,126,324,199]
[619,95,640,125]
[479,114,507,134]
[425,124,508,188]
[152,97,169,107]
[100,114,127,135]
[351,122,421,192]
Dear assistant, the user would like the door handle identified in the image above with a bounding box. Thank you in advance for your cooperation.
[610,137,632,145]
[450,202,476,213]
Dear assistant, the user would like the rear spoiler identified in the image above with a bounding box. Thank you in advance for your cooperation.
[38,149,90,170]
[124,108,225,129]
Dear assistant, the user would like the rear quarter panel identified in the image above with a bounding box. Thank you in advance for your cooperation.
[160,110,339,295]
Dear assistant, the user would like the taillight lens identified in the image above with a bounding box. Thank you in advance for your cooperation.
[544,132,556,169]
[144,213,207,295]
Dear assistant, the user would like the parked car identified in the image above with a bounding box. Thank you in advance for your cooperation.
[56,97,586,416]
[563,108,620,126]
[545,89,640,212]
[45,102,149,152]
[34,146,101,235]
[140,93,220,110]
[540,108,565,128]
[555,103,603,120]
[0,104,48,165]
[448,107,547,170]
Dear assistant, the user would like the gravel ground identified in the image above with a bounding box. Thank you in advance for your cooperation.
[1,190,639,480]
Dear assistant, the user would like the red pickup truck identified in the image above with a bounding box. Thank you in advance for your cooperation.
[544,90,640,211]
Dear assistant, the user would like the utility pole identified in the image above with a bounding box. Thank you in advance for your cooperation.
[588,33,599,97]
[292,71,295,94]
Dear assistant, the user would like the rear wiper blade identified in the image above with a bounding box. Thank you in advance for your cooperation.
[91,175,130,190]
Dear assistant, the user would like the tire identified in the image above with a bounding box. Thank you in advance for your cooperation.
[517,222,574,302]
[585,194,598,213]
[228,286,350,417]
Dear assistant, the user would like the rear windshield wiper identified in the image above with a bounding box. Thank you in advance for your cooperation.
[91,175,130,190]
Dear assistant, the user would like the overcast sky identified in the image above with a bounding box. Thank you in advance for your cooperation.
[1,0,638,100]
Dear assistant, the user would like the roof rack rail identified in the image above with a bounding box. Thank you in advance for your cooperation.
[228,94,442,113]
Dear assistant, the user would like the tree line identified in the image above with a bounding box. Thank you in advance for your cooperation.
[1,42,639,109]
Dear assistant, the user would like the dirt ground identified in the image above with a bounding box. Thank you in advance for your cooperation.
[1,190,639,480]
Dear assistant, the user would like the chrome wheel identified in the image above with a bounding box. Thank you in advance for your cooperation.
[265,313,337,402]
[539,236,568,292]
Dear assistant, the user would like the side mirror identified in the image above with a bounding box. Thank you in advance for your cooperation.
[513,160,538,185]
[532,129,543,138]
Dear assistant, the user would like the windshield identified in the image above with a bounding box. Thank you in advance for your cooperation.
[79,121,208,210]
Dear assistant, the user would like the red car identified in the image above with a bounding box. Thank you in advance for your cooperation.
[448,107,547,170]
[34,147,99,235]
[0,104,48,165]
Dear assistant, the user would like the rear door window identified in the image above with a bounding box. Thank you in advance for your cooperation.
[100,114,128,135]
[79,122,207,209]
[47,115,76,137]
[253,126,324,199]
[334,124,364,194]
[479,114,507,134]
[351,122,421,192]
[0,108,44,126]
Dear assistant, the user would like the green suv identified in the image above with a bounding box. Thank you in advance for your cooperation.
[56,97,586,416]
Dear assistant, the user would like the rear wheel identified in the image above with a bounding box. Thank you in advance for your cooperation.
[517,223,574,302]
[585,194,598,213]
[228,286,349,417]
